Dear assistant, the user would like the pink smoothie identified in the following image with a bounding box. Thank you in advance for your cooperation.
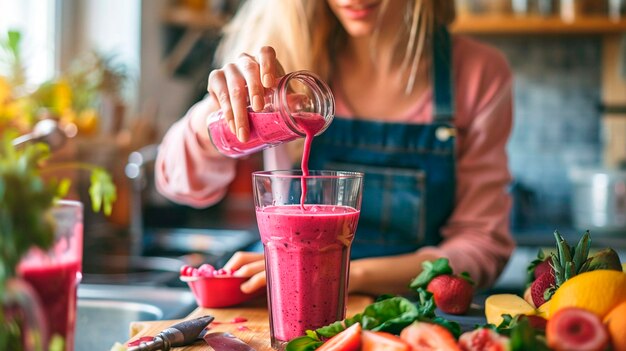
[208,110,326,158]
[256,205,360,342]
[17,224,83,351]
[297,112,324,208]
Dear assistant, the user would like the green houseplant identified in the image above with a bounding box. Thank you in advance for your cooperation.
[1,28,121,351]
[0,132,117,350]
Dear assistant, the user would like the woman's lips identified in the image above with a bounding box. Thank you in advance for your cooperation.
[339,3,379,20]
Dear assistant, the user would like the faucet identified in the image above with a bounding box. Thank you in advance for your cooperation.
[125,143,160,257]
[12,119,74,151]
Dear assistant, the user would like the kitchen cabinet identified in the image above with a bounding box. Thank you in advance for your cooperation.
[451,14,626,34]
[161,6,229,75]
[452,14,626,168]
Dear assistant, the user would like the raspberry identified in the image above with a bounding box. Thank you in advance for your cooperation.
[198,264,216,277]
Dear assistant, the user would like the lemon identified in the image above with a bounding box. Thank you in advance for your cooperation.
[549,270,626,319]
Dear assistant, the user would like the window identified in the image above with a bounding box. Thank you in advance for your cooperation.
[0,0,56,85]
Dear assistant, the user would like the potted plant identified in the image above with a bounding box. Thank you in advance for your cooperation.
[0,131,117,350]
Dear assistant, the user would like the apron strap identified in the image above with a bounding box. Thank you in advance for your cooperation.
[432,26,455,123]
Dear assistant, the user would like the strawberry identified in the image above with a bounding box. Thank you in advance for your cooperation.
[400,321,461,351]
[458,328,509,351]
[530,270,555,307]
[409,258,475,315]
[427,275,474,315]
[362,330,410,351]
[533,257,553,280]
[316,322,361,351]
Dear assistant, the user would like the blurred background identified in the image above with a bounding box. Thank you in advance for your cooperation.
[1,0,626,290]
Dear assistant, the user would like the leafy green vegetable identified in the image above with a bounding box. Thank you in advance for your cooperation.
[409,258,453,289]
[316,296,419,337]
[285,333,322,351]
[508,317,549,351]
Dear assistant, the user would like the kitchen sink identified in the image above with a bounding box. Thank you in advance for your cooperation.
[82,254,189,286]
[75,283,197,350]
[80,227,259,287]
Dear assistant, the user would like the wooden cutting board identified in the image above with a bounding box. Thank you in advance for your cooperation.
[128,295,374,351]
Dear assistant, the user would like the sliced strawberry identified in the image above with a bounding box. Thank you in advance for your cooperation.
[458,328,509,351]
[530,270,555,307]
[361,330,410,351]
[316,323,362,351]
[427,275,474,315]
[400,321,461,351]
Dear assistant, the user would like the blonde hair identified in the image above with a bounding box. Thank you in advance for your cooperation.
[215,0,455,93]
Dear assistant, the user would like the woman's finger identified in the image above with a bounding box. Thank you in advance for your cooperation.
[207,69,235,134]
[223,251,264,272]
[236,53,265,112]
[223,63,250,142]
[257,46,280,88]
[241,271,267,294]
[233,259,265,278]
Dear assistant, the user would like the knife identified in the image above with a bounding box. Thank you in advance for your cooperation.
[127,315,215,351]
[203,331,258,351]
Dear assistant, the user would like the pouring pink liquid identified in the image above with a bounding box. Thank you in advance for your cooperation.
[296,112,326,208]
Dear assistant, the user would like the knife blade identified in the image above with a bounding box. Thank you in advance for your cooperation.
[127,315,215,351]
[203,331,257,351]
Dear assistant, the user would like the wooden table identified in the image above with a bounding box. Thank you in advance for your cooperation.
[128,295,374,351]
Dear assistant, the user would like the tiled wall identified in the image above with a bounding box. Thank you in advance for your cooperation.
[479,35,603,232]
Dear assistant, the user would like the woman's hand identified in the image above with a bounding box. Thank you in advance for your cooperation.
[223,251,267,294]
[207,46,285,143]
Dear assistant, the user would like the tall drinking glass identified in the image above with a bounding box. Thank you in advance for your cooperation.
[253,170,363,350]
[17,200,83,351]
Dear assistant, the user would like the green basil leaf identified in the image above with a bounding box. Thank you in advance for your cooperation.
[285,336,323,351]
[409,258,453,289]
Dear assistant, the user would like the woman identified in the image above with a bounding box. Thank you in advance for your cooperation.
[155,0,515,295]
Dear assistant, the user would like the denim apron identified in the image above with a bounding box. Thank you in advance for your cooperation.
[307,27,457,259]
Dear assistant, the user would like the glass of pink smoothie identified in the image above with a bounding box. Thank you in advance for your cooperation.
[252,170,363,350]
[17,200,83,351]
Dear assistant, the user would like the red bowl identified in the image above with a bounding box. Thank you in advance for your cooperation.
[183,275,262,308]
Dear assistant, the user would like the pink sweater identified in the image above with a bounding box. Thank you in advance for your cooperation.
[155,35,516,287]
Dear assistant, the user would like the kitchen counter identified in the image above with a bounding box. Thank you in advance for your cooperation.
[125,294,492,350]
[127,295,374,351]
[513,227,626,249]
